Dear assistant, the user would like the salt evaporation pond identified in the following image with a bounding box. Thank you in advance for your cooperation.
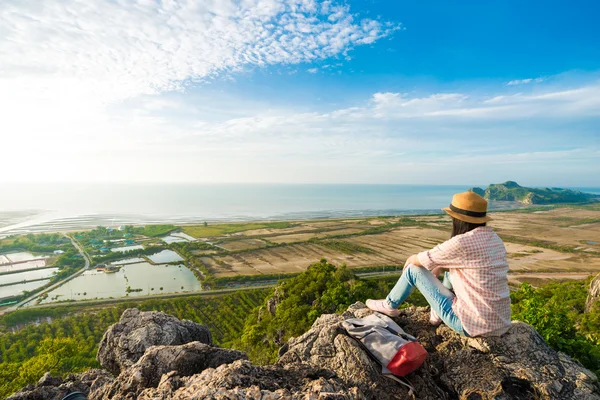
[0,268,58,285]
[0,259,47,273]
[6,252,40,262]
[111,245,144,253]
[1,279,50,298]
[38,262,200,303]
[147,250,184,263]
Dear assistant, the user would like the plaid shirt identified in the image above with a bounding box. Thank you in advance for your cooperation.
[417,226,511,337]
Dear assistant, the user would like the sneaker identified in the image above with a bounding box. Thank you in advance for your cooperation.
[429,309,443,326]
[366,299,400,317]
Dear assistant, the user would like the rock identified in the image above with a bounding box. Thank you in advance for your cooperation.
[93,342,248,399]
[37,372,63,387]
[6,369,113,400]
[587,273,600,312]
[266,285,285,316]
[136,360,359,400]
[279,302,600,399]
[97,308,212,375]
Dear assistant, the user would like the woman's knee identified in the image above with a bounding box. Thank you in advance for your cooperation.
[404,263,430,283]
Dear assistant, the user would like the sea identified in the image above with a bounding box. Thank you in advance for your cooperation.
[1,183,599,236]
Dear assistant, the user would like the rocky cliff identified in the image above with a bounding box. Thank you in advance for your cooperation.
[8,304,600,400]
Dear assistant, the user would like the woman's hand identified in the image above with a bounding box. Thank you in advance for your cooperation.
[403,254,422,269]
[431,266,446,277]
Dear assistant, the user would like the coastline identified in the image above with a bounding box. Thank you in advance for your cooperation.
[0,200,537,238]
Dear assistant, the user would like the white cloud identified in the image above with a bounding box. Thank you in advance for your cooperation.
[0,0,395,104]
[307,68,319,73]
[506,77,544,86]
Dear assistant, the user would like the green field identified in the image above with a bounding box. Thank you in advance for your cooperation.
[182,221,294,238]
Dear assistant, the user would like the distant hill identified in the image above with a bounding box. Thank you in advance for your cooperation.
[468,181,597,205]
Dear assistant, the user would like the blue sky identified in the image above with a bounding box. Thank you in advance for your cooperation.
[1,0,599,186]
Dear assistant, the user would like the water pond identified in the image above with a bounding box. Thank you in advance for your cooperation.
[1,279,50,298]
[172,232,197,241]
[111,245,144,253]
[162,235,188,244]
[0,268,58,285]
[147,250,184,263]
[38,262,200,303]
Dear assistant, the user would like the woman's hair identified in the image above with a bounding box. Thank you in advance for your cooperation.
[451,217,486,238]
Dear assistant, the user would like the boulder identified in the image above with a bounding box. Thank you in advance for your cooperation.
[93,342,248,399]
[97,308,212,375]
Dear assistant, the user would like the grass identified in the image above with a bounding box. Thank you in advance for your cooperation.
[132,224,177,237]
[182,222,294,238]
[312,239,375,254]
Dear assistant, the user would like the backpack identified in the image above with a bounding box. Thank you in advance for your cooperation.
[342,313,427,393]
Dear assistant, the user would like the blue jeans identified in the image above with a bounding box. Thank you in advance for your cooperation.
[386,264,469,336]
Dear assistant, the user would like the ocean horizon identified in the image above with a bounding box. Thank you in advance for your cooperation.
[1,183,599,236]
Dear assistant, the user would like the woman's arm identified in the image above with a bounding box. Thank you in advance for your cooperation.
[404,254,447,277]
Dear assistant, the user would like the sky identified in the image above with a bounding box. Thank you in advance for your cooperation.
[1,0,599,186]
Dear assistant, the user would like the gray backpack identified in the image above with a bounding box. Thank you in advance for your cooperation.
[342,313,427,394]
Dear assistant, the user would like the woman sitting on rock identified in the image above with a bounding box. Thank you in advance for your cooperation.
[366,191,511,337]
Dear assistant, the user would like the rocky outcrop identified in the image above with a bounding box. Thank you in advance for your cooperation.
[97,308,212,375]
[587,273,600,312]
[93,342,248,399]
[8,304,600,400]
[279,302,600,399]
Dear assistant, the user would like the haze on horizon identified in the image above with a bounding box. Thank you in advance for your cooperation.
[1,0,599,187]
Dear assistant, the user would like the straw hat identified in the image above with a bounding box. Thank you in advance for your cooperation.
[442,191,492,223]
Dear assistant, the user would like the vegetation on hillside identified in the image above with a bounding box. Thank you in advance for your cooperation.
[511,279,600,376]
[234,259,416,363]
[470,181,597,205]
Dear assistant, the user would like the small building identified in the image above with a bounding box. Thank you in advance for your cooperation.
[125,239,134,245]
[118,225,125,231]
[53,250,65,255]
[100,247,110,252]
[123,233,132,238]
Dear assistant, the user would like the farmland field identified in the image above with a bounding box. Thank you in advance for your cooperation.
[184,206,600,284]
